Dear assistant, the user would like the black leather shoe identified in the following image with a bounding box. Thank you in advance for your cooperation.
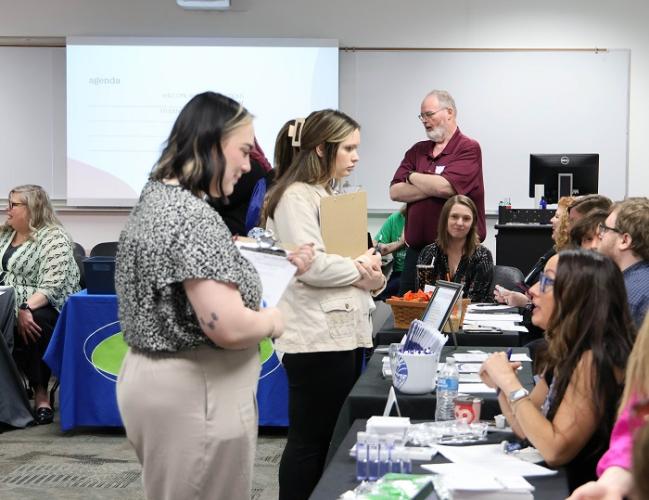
[35,407,54,425]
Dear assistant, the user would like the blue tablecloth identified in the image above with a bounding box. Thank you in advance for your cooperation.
[44,290,289,431]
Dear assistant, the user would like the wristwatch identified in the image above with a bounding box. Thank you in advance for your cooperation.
[508,387,529,404]
[19,302,32,312]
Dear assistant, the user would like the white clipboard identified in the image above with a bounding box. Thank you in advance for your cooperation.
[236,241,297,307]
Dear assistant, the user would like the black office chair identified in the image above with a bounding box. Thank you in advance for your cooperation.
[490,264,525,295]
[74,254,86,289]
[89,241,119,257]
[72,242,86,257]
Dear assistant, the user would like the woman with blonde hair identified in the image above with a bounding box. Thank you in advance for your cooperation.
[0,184,80,425]
[265,109,385,500]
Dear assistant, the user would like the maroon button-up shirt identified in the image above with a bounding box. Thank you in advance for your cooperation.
[390,128,486,248]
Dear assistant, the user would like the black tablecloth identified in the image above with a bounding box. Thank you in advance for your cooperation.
[313,419,569,500]
[375,315,538,347]
[0,287,34,429]
[327,346,534,464]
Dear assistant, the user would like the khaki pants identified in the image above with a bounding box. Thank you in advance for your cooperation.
[117,344,260,500]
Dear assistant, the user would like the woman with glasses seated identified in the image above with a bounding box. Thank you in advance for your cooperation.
[0,185,80,425]
[568,312,649,500]
[480,249,635,492]
[416,194,493,303]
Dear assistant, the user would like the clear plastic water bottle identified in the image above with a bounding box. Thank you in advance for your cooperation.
[435,356,459,421]
[367,433,380,481]
[355,431,368,481]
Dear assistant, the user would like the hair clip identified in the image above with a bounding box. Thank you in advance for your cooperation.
[287,118,305,148]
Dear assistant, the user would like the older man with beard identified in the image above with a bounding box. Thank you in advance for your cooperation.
[390,90,485,294]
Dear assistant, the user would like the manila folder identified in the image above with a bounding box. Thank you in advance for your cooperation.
[320,191,368,258]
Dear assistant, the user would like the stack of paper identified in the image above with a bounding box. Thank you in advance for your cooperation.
[463,312,527,332]
[426,463,534,499]
[430,444,556,477]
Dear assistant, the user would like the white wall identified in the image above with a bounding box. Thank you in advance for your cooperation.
[2,0,647,249]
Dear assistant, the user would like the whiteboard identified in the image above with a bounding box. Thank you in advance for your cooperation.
[0,47,629,210]
[0,47,66,199]
[339,49,629,212]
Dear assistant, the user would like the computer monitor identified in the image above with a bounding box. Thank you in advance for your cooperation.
[528,154,599,204]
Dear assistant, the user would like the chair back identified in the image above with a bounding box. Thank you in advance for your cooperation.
[74,254,86,289]
[90,241,119,257]
[72,242,86,257]
[490,264,525,294]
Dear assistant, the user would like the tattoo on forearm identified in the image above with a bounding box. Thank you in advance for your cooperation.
[199,311,219,330]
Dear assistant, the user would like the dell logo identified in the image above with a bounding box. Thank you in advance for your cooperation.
[560,156,570,165]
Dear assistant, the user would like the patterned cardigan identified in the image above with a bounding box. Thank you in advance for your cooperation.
[0,225,80,314]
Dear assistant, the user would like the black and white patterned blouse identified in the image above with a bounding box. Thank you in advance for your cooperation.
[115,181,262,352]
[0,224,80,313]
[416,242,494,303]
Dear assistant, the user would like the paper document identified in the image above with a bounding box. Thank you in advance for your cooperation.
[510,353,533,362]
[433,444,557,477]
[458,383,496,393]
[423,463,534,492]
[457,363,481,373]
[453,353,489,362]
[467,304,520,313]
[236,243,297,307]
[464,313,524,323]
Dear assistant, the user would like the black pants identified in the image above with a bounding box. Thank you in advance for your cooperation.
[13,305,59,392]
[279,350,358,500]
[398,246,423,295]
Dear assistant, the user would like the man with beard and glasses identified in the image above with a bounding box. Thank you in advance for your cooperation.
[390,90,485,294]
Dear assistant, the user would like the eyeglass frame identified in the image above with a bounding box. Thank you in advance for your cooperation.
[7,200,27,210]
[417,108,447,122]
[597,222,622,236]
[538,272,555,293]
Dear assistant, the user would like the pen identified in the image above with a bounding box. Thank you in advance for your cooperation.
[506,348,513,361]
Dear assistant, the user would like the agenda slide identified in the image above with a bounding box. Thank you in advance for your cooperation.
[66,37,338,206]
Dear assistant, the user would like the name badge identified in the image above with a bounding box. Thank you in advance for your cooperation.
[435,165,446,174]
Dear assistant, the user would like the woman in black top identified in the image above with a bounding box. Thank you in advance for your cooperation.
[416,194,493,302]
[480,250,635,492]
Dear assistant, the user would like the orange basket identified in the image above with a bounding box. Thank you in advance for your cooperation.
[386,298,428,329]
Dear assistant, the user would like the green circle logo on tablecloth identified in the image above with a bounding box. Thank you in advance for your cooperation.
[91,332,128,376]
[84,323,279,382]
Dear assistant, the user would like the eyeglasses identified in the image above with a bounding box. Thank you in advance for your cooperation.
[7,201,26,210]
[418,108,446,122]
[538,272,555,293]
[597,222,622,236]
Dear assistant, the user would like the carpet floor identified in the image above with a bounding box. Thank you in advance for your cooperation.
[0,413,286,500]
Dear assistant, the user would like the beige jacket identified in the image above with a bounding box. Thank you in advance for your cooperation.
[266,182,374,353]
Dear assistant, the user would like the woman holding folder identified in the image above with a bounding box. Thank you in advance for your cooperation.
[479,249,635,492]
[265,110,385,500]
